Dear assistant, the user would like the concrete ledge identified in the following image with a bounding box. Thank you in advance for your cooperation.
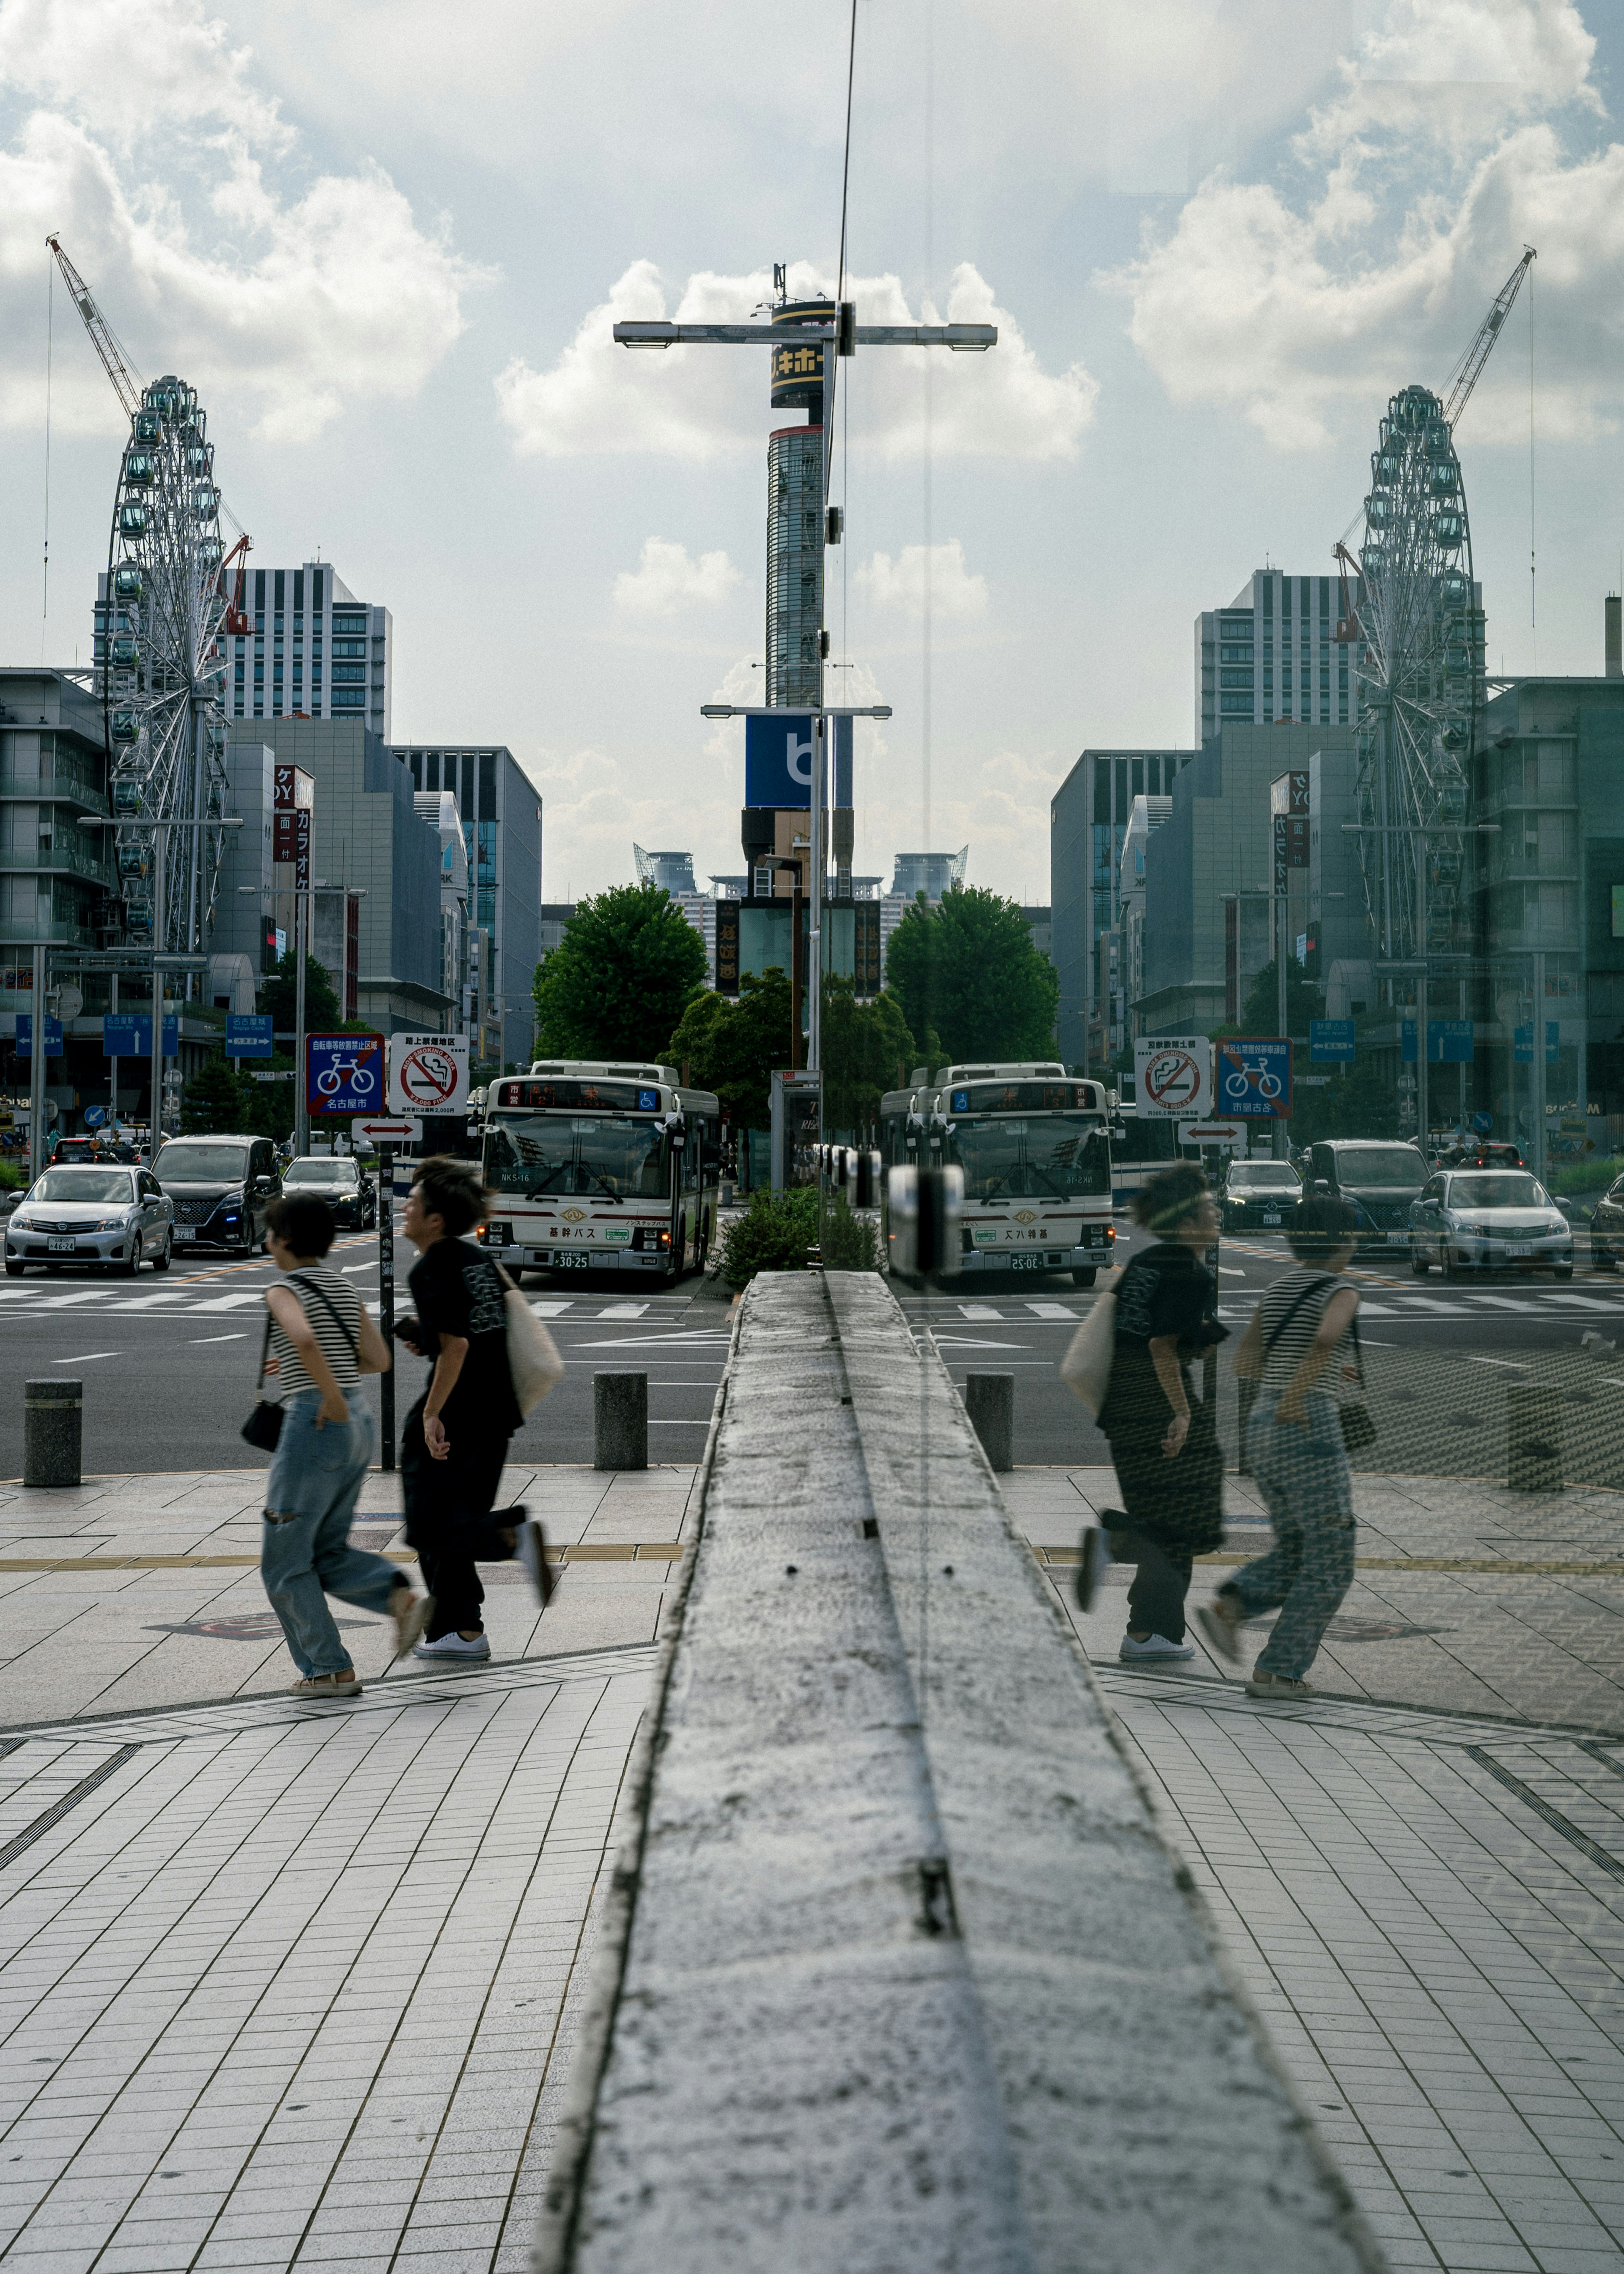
[533,1273,1385,2274]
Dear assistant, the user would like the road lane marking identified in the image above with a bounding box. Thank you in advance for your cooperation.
[185,1292,272,1311]
[114,1293,194,1311]
[597,1303,649,1319]
[187,1333,248,1345]
[48,1351,120,1364]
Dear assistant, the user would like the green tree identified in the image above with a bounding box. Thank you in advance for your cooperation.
[261,949,342,1035]
[178,1050,249,1135]
[884,887,1057,1068]
[1224,957,1323,1041]
[667,968,793,1130]
[1286,1059,1402,1146]
[534,883,708,1061]
[238,1054,296,1144]
[820,977,914,1133]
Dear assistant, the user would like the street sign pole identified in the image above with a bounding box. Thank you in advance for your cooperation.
[29,943,48,1175]
[149,827,165,1156]
[294,894,309,1160]
[379,1143,395,1472]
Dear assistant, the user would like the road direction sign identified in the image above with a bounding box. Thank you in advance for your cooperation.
[307,1031,385,1117]
[225,1014,273,1058]
[1309,1018,1355,1063]
[1133,1036,1211,1118]
[83,1106,107,1128]
[353,1116,421,1146]
[1178,1120,1246,1150]
[388,1033,468,1115]
[1216,1036,1292,1118]
[15,1015,63,1057]
[103,1013,177,1056]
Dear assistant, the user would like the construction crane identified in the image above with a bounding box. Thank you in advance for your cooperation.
[46,234,142,420]
[1442,245,1536,428]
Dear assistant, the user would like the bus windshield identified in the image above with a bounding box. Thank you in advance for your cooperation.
[948,1115,1111,1202]
[485,1113,667,1202]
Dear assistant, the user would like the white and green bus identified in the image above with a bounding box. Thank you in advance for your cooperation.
[477,1060,720,1285]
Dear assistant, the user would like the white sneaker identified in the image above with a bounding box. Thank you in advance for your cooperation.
[412,1631,491,1661]
[1119,1632,1195,1661]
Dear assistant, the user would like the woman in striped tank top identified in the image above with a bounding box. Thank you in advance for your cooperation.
[258,1192,433,1696]
[1195,1196,1363,1700]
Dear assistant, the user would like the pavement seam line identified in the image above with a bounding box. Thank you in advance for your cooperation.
[1464,1744,1624,1885]
[0,1742,142,1871]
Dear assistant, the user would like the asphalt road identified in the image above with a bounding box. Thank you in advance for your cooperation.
[4,1210,1622,1482]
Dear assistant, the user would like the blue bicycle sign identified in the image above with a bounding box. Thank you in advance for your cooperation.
[1216,1036,1292,1118]
[307,1031,385,1118]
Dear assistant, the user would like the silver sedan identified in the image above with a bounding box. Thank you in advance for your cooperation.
[4,1165,174,1277]
[1408,1169,1574,1281]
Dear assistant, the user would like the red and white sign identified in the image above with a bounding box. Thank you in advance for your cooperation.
[352,1116,421,1146]
[388,1033,469,1115]
[1133,1035,1212,1119]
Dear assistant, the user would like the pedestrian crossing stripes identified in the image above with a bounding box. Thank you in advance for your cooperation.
[0,1289,686,1323]
[898,1293,1624,1324]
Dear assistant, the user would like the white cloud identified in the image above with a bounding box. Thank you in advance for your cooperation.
[0,0,482,439]
[856,541,989,623]
[523,739,738,897]
[613,535,741,617]
[496,259,1097,463]
[1112,0,1624,450]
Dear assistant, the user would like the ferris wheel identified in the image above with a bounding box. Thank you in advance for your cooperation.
[102,376,236,953]
[1344,383,1481,961]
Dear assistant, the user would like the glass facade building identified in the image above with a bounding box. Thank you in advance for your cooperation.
[1050,750,1194,1067]
[1194,570,1355,748]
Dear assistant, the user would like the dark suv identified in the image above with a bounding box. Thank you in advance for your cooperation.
[151,1134,282,1254]
[1306,1139,1429,1257]
[1589,1171,1624,1272]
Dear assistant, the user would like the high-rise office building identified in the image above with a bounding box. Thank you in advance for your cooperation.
[1050,750,1195,1067]
[880,848,969,983]
[766,295,830,710]
[214,562,391,741]
[1193,570,1355,747]
[633,847,698,894]
[392,744,541,1071]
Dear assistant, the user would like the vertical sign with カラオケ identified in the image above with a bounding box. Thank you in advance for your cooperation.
[388,1034,469,1117]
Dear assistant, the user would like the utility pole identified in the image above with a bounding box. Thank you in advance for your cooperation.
[294,892,309,1159]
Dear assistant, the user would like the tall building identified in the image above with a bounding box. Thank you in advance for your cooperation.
[1117,796,1173,1047]
[393,744,541,1071]
[0,668,111,964]
[1049,749,1195,1067]
[880,848,969,983]
[414,791,472,1031]
[766,294,830,709]
[633,847,698,894]
[220,562,391,740]
[1194,570,1355,747]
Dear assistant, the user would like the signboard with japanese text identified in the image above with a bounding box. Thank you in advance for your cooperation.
[1216,1036,1292,1118]
[225,1014,273,1058]
[1402,1019,1474,1064]
[387,1033,469,1116]
[102,1014,177,1057]
[15,1015,63,1058]
[307,1030,384,1117]
[1133,1036,1212,1118]
[1309,1018,1355,1063]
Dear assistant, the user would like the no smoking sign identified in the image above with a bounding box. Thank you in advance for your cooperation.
[388,1032,469,1116]
[1133,1035,1212,1119]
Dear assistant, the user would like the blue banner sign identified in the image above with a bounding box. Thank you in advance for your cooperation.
[743,714,854,810]
[15,1015,63,1058]
[1401,1019,1475,1065]
[1215,1035,1291,1118]
[1309,1019,1355,1063]
[103,1013,178,1056]
[225,1013,273,1058]
[307,1031,385,1117]
[1513,1022,1560,1065]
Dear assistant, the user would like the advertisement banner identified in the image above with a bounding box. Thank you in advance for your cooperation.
[1133,1036,1212,1118]
[387,1033,469,1116]
[743,714,854,810]
[1216,1036,1292,1118]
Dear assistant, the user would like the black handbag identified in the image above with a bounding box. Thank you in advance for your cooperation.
[240,1275,360,1453]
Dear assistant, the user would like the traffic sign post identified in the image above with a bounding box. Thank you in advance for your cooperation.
[352,1117,421,1148]
[103,1014,178,1057]
[1178,1120,1247,1151]
[225,1014,273,1059]
[1133,1036,1212,1119]
[1216,1037,1292,1119]
[1309,1019,1355,1063]
[378,1143,396,1471]
[307,1032,385,1118]
[15,1016,64,1059]
[387,1034,469,1118]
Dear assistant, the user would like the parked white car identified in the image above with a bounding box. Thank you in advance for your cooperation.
[4,1164,174,1277]
[1408,1169,1574,1281]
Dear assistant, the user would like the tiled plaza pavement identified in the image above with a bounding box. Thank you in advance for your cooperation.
[0,1467,700,1727]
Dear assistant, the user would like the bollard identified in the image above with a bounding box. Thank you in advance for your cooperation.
[25,1378,82,1488]
[1507,1384,1564,1492]
[963,1373,1014,1474]
[595,1372,648,1471]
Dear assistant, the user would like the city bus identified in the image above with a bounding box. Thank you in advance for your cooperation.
[477,1060,721,1285]
[879,1062,1116,1285]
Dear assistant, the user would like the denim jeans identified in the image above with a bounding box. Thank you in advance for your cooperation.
[261,1393,400,1679]
[1228,1395,1356,1681]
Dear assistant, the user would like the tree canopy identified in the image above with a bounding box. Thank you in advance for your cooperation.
[261,949,342,1036]
[178,1050,249,1136]
[820,978,914,1133]
[667,968,793,1130]
[534,884,708,1062]
[884,887,1057,1068]
[1227,956,1323,1041]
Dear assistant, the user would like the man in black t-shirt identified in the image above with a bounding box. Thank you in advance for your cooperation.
[395,1157,548,1657]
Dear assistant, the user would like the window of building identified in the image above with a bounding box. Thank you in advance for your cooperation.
[333,614,367,636]
[331,663,366,682]
[1093,758,1109,824]
[1220,645,1254,663]
[1220,669,1254,689]
[1147,758,1160,794]
[331,640,367,658]
[1130,758,1144,798]
[1114,758,1127,812]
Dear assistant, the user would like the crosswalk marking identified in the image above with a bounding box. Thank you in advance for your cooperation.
[114,1292,195,1311]
[528,1300,573,1317]
[597,1303,649,1319]
[959,1304,1004,1320]
[185,1291,275,1312]
[1024,1302,1076,1319]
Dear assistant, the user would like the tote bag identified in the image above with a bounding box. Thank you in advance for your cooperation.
[1059,1270,1121,1420]
[494,1263,565,1416]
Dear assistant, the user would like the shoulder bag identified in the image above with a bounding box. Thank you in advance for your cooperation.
[1059,1266,1122,1420]
[1260,1274,1376,1453]
[239,1273,360,1452]
[494,1262,565,1417]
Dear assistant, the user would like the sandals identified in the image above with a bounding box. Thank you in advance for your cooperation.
[290,1672,362,1698]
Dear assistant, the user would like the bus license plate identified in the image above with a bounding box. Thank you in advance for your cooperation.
[1005,1253,1048,1272]
[546,1251,594,1270]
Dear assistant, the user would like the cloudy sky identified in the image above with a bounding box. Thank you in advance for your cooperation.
[1,0,1621,903]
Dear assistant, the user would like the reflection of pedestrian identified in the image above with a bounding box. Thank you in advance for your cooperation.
[397,1158,549,1660]
[1097,1164,1227,1660]
[258,1195,432,1698]
[1196,1198,1362,1699]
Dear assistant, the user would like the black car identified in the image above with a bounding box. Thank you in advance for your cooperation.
[1220,1160,1302,1232]
[1305,1138,1429,1257]
[280,1154,377,1230]
[151,1134,282,1254]
[1589,1172,1624,1271]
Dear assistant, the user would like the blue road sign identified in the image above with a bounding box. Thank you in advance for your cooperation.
[1309,1018,1355,1064]
[1216,1035,1292,1118]
[743,714,854,810]
[225,1013,273,1058]
[102,1013,178,1056]
[15,1015,63,1058]
[84,1106,107,1129]
[1513,1022,1560,1065]
[307,1031,384,1118]
[1402,1019,1475,1065]
[1472,1112,1494,1133]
